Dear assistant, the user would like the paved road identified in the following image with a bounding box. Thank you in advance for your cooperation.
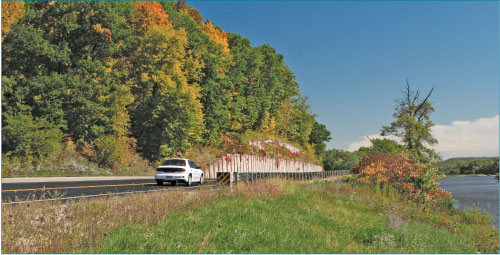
[1,177,216,203]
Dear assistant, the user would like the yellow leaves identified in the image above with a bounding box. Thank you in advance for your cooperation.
[2,0,25,36]
[92,24,112,43]
[144,25,188,59]
[200,21,229,53]
[184,49,205,85]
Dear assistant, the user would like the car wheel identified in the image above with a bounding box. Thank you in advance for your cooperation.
[156,180,163,186]
[169,181,176,186]
[187,175,192,187]
[199,174,204,185]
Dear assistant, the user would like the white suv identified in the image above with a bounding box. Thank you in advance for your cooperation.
[155,158,204,186]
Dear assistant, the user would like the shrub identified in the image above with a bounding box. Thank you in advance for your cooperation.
[94,135,134,170]
[353,153,452,207]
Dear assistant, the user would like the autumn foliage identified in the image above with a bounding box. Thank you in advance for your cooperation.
[2,1,328,174]
[132,1,171,35]
[201,21,230,53]
[1,1,25,36]
[353,153,452,206]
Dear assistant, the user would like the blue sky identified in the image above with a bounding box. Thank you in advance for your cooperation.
[189,1,499,158]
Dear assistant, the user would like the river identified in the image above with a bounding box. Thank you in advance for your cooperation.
[439,176,499,228]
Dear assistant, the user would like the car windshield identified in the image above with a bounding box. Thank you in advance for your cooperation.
[161,159,186,166]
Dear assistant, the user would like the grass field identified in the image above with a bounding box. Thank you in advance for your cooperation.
[2,178,498,253]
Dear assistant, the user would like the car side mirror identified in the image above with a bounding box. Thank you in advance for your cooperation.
[196,166,200,169]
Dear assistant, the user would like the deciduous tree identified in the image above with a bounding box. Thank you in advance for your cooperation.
[308,121,331,159]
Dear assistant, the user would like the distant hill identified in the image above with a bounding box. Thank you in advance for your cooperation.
[442,157,498,163]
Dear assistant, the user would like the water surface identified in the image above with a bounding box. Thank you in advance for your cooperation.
[439,176,499,228]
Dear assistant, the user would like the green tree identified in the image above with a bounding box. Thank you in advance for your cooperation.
[2,1,138,165]
[226,33,263,133]
[130,23,204,162]
[2,112,63,161]
[275,97,315,145]
[162,2,233,143]
[356,138,404,158]
[308,121,332,159]
[323,149,361,170]
[227,33,303,137]
[381,80,438,162]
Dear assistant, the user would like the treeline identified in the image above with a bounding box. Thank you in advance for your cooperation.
[1,1,330,171]
[323,138,404,170]
[437,158,499,175]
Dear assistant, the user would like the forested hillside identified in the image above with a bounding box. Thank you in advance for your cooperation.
[1,1,330,174]
[437,157,499,175]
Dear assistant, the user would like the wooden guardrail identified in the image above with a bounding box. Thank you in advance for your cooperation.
[205,154,323,179]
[216,170,350,186]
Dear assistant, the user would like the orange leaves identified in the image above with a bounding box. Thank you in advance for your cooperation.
[354,153,453,206]
[358,161,388,184]
[355,153,420,190]
[2,0,25,36]
[175,1,204,23]
[201,21,229,53]
[132,1,172,35]
[187,8,203,23]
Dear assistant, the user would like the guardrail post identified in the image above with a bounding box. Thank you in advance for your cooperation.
[217,172,233,187]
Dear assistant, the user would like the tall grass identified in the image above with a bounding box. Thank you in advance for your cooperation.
[1,187,220,253]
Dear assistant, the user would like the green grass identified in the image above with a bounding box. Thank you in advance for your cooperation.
[94,180,493,254]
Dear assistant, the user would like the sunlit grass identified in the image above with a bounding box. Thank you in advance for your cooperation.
[97,179,497,254]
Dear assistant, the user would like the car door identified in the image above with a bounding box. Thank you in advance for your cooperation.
[193,161,202,180]
[188,160,200,180]
[193,161,202,179]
